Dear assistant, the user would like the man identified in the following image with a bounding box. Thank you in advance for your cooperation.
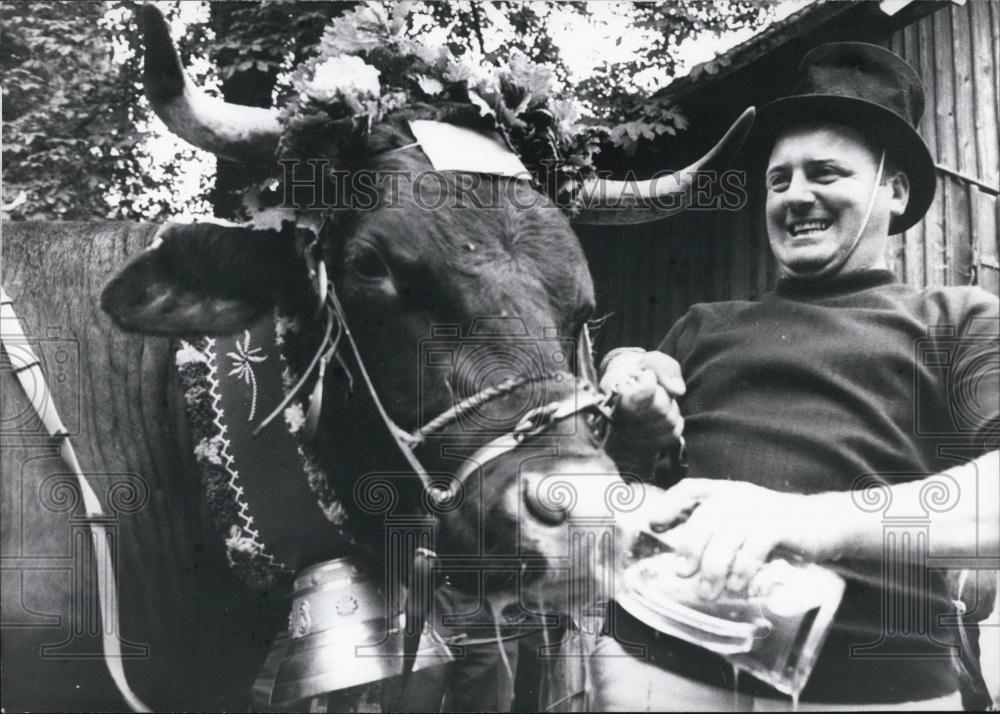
[595,43,999,710]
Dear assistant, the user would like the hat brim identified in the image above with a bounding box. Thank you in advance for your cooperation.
[751,94,936,234]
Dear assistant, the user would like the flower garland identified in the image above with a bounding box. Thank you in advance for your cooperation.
[247,2,606,228]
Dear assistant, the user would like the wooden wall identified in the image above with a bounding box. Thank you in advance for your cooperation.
[580,0,999,356]
[882,0,1000,296]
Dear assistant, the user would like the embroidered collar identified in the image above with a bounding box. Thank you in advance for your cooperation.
[174,314,355,591]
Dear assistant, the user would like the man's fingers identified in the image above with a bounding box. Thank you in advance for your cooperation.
[600,351,646,393]
[648,479,715,532]
[612,372,677,432]
[638,352,686,397]
[697,529,747,600]
[725,535,776,594]
[600,349,686,399]
[657,509,713,577]
[616,367,657,413]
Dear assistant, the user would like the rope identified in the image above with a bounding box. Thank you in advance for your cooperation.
[494,617,516,695]
[413,370,572,443]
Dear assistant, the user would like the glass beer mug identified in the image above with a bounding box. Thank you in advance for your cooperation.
[616,531,845,701]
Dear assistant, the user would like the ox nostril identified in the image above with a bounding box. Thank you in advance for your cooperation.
[522,473,569,526]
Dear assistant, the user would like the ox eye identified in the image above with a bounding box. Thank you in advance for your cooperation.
[351,249,390,280]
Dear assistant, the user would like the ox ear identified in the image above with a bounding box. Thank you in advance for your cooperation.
[101,222,310,336]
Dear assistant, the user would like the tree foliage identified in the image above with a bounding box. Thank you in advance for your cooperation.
[1,1,165,220]
[3,1,778,220]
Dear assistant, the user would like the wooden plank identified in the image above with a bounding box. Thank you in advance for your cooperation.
[749,183,769,300]
[608,226,630,350]
[678,211,697,317]
[707,212,723,304]
[580,225,618,356]
[635,226,655,347]
[888,25,903,55]
[969,0,1000,188]
[901,16,926,286]
[969,0,1000,292]
[654,222,675,340]
[915,13,940,286]
[972,192,1000,293]
[931,9,957,285]
[981,264,1000,297]
[889,232,906,280]
[947,2,976,284]
[884,14,908,289]
[729,204,751,302]
[618,227,640,348]
[650,221,674,344]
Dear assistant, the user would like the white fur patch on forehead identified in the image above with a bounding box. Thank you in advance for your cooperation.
[408,120,532,178]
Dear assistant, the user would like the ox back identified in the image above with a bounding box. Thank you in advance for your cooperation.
[2,221,282,711]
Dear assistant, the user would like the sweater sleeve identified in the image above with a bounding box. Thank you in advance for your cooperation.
[657,308,698,363]
[950,289,1000,449]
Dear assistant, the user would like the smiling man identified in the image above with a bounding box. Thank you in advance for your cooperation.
[593,43,999,711]
[764,122,907,280]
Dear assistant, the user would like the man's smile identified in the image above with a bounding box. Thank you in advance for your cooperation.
[786,218,833,238]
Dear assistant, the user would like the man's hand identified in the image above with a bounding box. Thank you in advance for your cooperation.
[649,479,832,600]
[599,348,685,453]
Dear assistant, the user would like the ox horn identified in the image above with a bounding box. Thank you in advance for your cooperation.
[572,107,756,225]
[139,4,281,165]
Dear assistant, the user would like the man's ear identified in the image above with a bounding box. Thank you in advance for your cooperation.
[101,222,311,336]
[887,169,910,221]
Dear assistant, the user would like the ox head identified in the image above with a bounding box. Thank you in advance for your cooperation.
[102,6,753,612]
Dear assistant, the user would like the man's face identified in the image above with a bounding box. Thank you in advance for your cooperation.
[764,123,908,280]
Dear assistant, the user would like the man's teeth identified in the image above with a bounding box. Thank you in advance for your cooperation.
[789,220,832,235]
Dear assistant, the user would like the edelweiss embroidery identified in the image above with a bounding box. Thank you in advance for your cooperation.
[227,330,267,421]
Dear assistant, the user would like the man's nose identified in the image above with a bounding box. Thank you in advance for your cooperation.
[784,171,815,209]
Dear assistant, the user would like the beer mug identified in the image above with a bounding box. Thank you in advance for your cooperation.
[617,539,845,699]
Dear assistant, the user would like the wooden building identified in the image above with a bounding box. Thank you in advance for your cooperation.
[579,0,999,354]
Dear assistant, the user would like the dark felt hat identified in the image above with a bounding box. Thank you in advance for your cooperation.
[754,42,935,234]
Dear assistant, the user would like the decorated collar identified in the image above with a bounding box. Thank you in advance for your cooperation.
[175,313,354,591]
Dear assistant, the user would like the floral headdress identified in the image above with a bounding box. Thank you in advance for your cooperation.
[247,3,606,229]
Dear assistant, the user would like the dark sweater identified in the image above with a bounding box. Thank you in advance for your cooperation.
[640,269,999,703]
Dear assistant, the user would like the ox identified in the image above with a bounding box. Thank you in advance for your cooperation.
[2,5,753,711]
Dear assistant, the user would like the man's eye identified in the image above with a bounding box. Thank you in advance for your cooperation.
[812,166,841,182]
[767,175,789,191]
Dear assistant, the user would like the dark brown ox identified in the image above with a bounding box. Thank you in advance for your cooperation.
[101,6,752,613]
[3,6,754,710]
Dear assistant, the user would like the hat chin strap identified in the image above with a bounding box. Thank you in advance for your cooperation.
[784,150,886,281]
[844,149,887,268]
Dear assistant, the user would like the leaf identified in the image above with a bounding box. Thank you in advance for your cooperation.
[414,75,444,97]
[467,91,496,121]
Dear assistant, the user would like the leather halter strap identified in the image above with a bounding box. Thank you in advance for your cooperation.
[438,384,617,503]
